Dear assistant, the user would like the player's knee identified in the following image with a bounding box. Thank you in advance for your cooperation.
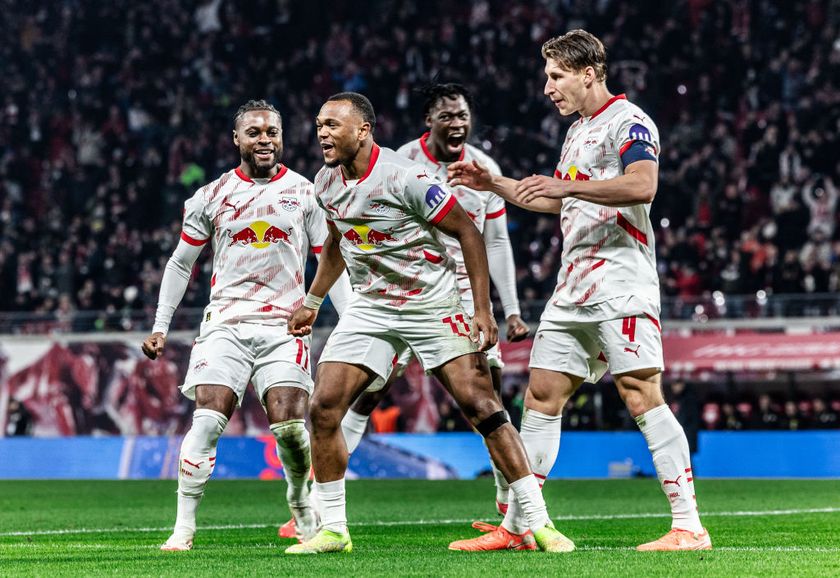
[462,395,504,425]
[309,395,344,433]
[190,408,228,445]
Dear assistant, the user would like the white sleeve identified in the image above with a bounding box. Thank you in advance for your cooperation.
[483,212,521,318]
[152,239,204,335]
[324,268,354,316]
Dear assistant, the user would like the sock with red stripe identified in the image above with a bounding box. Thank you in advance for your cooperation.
[501,408,562,535]
[635,404,703,533]
[174,408,228,538]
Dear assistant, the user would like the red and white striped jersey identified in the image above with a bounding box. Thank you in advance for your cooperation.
[315,144,460,309]
[552,94,661,307]
[397,134,505,294]
[181,165,327,325]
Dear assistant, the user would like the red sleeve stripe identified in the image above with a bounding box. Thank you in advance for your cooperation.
[311,245,323,254]
[486,207,506,219]
[616,212,648,246]
[554,169,562,179]
[326,219,335,226]
[429,195,457,225]
[181,231,209,246]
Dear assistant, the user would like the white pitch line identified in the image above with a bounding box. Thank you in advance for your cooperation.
[0,507,838,538]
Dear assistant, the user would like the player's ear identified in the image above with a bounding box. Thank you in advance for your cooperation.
[583,66,596,87]
[358,122,371,142]
[232,129,240,147]
[425,114,432,129]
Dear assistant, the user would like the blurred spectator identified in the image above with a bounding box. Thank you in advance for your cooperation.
[0,0,838,330]
[370,394,404,433]
[781,400,803,431]
[811,398,839,429]
[754,394,781,429]
[5,398,32,436]
[436,399,471,432]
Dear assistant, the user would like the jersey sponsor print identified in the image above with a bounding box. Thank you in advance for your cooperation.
[181,165,328,325]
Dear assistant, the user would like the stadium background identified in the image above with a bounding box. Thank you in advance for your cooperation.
[0,1,839,477]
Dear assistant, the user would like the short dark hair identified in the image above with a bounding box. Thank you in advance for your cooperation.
[234,99,282,128]
[419,83,473,116]
[326,92,376,129]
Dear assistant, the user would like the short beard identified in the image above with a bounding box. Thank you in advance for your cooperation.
[241,149,281,177]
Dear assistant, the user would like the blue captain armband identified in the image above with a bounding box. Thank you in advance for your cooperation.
[620,140,657,167]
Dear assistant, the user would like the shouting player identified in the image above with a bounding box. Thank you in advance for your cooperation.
[283,92,573,554]
[342,83,527,514]
[448,30,711,551]
[142,100,351,551]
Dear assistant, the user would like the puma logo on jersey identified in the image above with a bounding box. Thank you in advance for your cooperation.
[624,345,641,357]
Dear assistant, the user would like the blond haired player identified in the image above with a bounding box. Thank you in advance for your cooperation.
[283,92,573,554]
[142,100,352,550]
[448,30,711,552]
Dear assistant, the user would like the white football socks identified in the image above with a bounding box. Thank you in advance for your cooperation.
[508,475,551,533]
[315,478,347,534]
[174,408,228,537]
[501,409,561,535]
[341,409,369,454]
[270,419,311,507]
[636,404,703,533]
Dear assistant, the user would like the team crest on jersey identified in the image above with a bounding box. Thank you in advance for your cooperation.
[369,202,389,215]
[279,197,300,212]
[628,123,653,145]
[583,138,598,150]
[425,185,447,209]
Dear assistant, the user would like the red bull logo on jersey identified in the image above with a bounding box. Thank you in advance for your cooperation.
[228,220,292,249]
[342,225,396,251]
[560,165,591,181]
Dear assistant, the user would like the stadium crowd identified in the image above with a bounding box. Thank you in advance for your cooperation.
[0,0,838,330]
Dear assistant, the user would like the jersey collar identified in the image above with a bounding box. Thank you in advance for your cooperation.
[234,164,288,183]
[587,94,626,121]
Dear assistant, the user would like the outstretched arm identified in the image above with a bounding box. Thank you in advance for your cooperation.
[448,160,562,213]
[516,160,657,206]
[143,240,204,359]
[483,213,529,342]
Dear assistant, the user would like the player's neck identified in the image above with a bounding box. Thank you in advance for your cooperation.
[341,141,375,181]
[578,84,614,118]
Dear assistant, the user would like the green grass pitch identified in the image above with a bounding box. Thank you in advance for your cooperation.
[1,479,838,576]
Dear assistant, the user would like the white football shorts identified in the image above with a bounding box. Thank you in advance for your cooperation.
[530,295,664,382]
[319,295,480,391]
[182,321,314,405]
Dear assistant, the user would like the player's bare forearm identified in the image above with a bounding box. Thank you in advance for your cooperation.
[308,224,347,298]
[435,205,492,314]
[448,159,561,214]
[541,161,658,207]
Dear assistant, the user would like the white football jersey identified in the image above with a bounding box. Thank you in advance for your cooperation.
[181,165,328,325]
[397,135,505,294]
[552,94,661,307]
[315,144,460,309]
